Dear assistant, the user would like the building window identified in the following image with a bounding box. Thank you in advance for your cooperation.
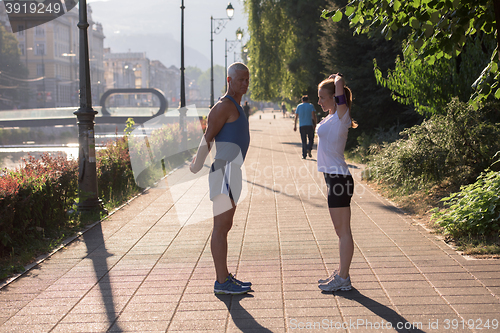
[17,26,24,36]
[19,43,25,56]
[37,64,45,77]
[35,43,45,56]
[35,26,45,37]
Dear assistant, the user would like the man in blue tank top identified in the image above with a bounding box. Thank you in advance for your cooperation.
[190,62,252,295]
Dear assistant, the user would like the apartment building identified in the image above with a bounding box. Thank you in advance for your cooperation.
[10,5,104,108]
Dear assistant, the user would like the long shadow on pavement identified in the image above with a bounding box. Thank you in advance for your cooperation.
[216,294,274,332]
[373,203,406,214]
[331,289,426,333]
[280,142,317,149]
[82,223,123,332]
[244,179,324,209]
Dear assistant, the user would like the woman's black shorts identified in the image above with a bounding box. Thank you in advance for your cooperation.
[324,173,354,208]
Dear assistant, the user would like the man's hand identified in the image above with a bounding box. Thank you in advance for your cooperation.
[189,98,236,175]
[190,156,202,174]
[190,135,211,174]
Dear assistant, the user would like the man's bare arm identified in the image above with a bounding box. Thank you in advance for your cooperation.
[190,101,232,173]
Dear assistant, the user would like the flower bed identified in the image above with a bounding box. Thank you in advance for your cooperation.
[0,153,78,257]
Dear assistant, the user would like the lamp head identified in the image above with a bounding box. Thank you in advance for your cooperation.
[226,3,234,19]
[236,28,243,40]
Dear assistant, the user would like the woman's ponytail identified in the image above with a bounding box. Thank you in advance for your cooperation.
[344,87,358,128]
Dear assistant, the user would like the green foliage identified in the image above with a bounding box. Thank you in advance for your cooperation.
[320,0,419,148]
[185,66,203,82]
[321,0,499,108]
[124,117,135,136]
[97,137,141,208]
[0,154,79,257]
[197,65,226,101]
[0,130,159,258]
[365,99,500,193]
[374,34,496,116]
[182,66,226,102]
[347,125,405,163]
[432,160,500,238]
[245,0,326,102]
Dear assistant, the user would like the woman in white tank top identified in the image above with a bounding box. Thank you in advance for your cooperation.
[316,74,358,292]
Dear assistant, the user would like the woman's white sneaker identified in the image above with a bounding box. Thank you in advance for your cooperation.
[318,274,352,292]
[318,269,339,284]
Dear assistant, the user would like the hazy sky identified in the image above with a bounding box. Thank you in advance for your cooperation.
[86,0,249,69]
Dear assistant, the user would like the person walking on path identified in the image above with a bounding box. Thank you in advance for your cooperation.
[281,102,287,118]
[293,95,317,159]
[316,73,358,292]
[190,62,252,295]
[243,101,250,119]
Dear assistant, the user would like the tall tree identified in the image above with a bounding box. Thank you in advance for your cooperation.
[374,34,496,115]
[320,0,420,147]
[185,66,203,83]
[322,0,500,109]
[197,65,225,102]
[244,0,326,103]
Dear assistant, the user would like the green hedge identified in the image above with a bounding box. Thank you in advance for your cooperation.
[364,99,500,193]
[432,155,500,238]
[0,154,78,254]
[97,136,141,206]
[0,136,141,257]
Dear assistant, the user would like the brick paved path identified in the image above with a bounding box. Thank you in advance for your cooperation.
[1,111,499,333]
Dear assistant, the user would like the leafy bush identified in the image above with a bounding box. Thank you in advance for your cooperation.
[432,154,500,238]
[347,125,405,163]
[373,35,496,116]
[364,99,500,193]
[97,136,141,207]
[0,137,140,258]
[0,154,78,256]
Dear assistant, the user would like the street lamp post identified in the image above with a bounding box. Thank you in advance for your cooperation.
[210,3,234,108]
[74,0,105,214]
[180,0,186,108]
[224,29,243,92]
[179,0,187,150]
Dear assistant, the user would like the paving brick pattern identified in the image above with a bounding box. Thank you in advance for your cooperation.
[1,111,499,332]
